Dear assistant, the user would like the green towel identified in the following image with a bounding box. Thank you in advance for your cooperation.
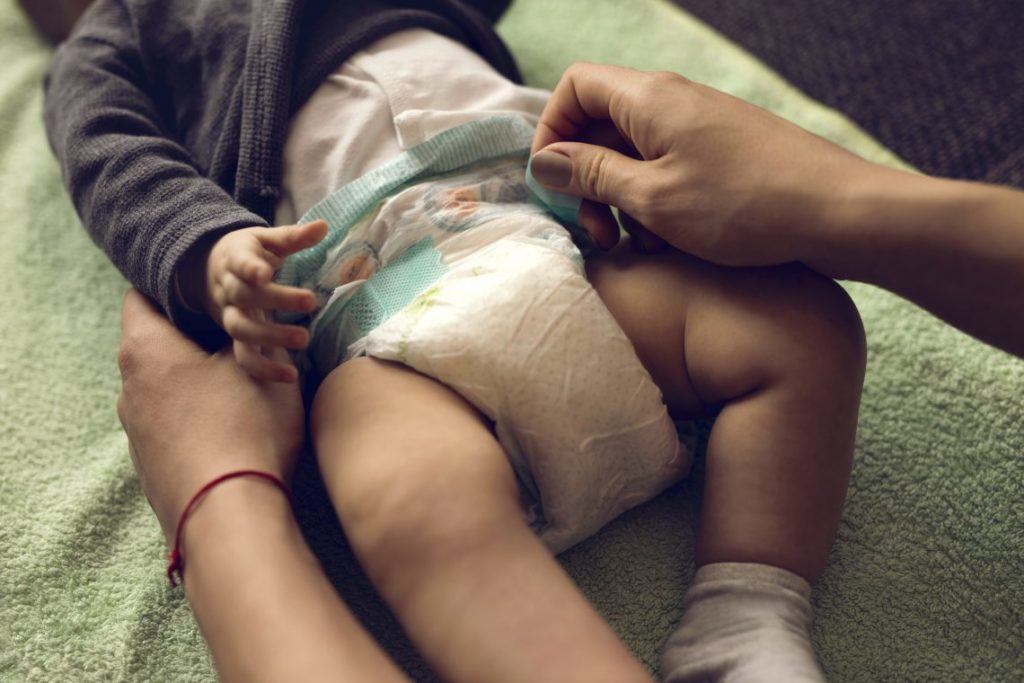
[1,0,1020,680]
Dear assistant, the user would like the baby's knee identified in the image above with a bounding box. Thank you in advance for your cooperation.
[758,268,867,389]
[342,462,518,591]
[698,266,866,402]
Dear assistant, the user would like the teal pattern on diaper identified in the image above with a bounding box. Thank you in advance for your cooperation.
[277,115,537,290]
[305,238,446,377]
[524,155,583,225]
[280,116,598,378]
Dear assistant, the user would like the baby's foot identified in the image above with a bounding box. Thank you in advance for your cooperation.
[661,562,825,682]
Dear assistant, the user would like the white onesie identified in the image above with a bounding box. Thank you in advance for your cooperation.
[277,29,693,553]
[276,28,550,225]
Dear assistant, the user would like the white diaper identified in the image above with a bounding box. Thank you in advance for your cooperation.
[275,28,694,552]
[279,119,693,553]
[361,231,691,552]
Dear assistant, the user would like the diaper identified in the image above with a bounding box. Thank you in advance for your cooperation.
[280,116,693,553]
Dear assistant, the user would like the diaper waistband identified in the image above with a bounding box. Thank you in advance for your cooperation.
[277,115,538,290]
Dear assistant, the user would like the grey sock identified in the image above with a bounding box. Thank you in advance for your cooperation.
[661,562,825,683]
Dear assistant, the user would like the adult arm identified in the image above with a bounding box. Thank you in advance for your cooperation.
[529,63,1024,358]
[117,290,407,682]
[43,0,266,345]
[801,164,1024,358]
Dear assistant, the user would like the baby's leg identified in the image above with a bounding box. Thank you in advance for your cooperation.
[588,240,867,681]
[311,357,652,683]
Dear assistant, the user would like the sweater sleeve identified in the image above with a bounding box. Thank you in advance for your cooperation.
[43,0,265,346]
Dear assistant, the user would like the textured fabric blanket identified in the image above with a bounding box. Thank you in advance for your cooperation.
[1,0,1021,680]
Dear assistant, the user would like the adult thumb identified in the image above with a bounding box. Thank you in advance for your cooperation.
[530,144,644,212]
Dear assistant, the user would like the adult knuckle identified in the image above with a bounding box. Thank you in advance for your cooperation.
[637,72,668,100]
[635,71,690,110]
[578,152,609,199]
[652,69,688,87]
[565,61,592,80]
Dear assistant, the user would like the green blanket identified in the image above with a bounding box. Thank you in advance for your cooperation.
[1,0,1021,679]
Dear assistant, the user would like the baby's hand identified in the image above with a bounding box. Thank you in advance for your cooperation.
[204,220,328,383]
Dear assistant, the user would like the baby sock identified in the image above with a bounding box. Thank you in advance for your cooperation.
[661,562,825,683]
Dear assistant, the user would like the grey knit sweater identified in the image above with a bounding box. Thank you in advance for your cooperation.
[43,0,519,346]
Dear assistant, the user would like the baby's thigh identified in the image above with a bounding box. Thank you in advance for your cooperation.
[311,357,522,549]
[586,237,864,414]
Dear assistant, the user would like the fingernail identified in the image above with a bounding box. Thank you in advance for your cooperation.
[530,151,573,188]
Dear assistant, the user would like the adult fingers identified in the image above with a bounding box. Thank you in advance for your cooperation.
[222,306,309,350]
[620,210,667,254]
[577,201,621,251]
[546,119,638,250]
[573,118,640,158]
[258,220,329,258]
[233,339,298,383]
[531,62,639,154]
[217,273,316,312]
[530,142,647,217]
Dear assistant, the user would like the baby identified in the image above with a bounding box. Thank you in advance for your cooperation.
[45,2,866,681]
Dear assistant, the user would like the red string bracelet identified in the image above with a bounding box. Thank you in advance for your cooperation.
[166,469,291,588]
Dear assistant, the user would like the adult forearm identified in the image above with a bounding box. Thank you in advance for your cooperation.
[181,477,407,682]
[803,164,1024,358]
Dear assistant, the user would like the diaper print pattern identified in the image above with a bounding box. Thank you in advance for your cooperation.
[307,240,382,309]
[421,163,532,232]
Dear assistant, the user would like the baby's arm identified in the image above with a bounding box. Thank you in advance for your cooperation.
[191,221,327,383]
[42,0,266,345]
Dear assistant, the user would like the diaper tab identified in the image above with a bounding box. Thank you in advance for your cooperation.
[525,155,583,226]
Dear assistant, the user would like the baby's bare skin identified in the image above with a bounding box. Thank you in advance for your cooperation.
[181,220,327,382]
[114,57,1024,683]
[533,63,1024,359]
[586,244,864,581]
[308,236,864,681]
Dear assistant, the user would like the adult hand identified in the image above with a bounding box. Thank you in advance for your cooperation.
[116,289,305,544]
[532,63,1024,358]
[529,62,869,265]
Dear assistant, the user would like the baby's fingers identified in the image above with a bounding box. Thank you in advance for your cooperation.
[259,220,329,258]
[218,272,316,312]
[227,247,281,285]
[223,306,309,349]
[234,339,298,383]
